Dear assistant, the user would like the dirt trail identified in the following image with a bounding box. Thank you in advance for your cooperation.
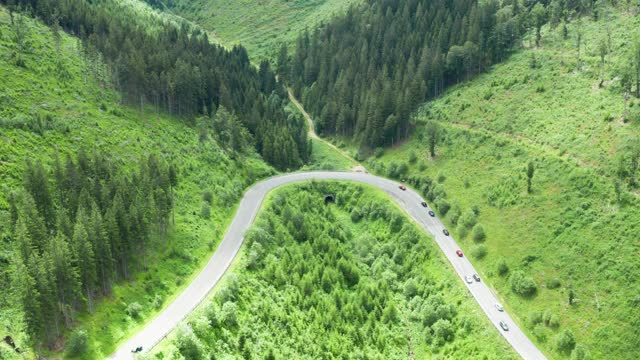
[287,88,366,172]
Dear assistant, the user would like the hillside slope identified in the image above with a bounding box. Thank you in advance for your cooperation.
[150,182,518,359]
[366,7,640,360]
[162,0,362,60]
[0,7,274,359]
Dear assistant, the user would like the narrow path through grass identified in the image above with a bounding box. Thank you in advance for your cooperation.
[287,88,363,171]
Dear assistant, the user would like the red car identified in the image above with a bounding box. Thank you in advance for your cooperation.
[399,185,407,191]
[456,250,463,257]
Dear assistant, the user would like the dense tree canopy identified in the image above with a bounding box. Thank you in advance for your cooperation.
[1,0,310,170]
[8,151,175,345]
[284,0,533,149]
[157,183,516,359]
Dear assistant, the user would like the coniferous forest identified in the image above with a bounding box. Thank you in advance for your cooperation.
[0,0,310,171]
[3,0,640,358]
[284,0,530,148]
[9,151,175,345]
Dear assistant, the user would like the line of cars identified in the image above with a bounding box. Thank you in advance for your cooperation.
[399,183,511,332]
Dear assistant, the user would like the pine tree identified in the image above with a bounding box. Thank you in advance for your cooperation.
[48,232,81,329]
[72,221,96,313]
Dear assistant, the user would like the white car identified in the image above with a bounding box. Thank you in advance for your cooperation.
[499,320,509,331]
[465,275,474,284]
[495,303,504,312]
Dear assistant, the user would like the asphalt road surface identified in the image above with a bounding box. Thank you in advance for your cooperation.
[110,171,547,360]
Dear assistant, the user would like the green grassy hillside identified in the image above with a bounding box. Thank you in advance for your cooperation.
[0,8,273,359]
[363,8,640,360]
[165,0,362,59]
[150,182,517,359]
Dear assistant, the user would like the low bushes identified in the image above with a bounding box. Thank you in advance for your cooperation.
[509,271,538,297]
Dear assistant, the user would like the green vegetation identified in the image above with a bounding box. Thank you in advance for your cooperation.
[162,0,363,60]
[306,138,356,171]
[0,7,274,359]
[11,151,176,346]
[284,0,527,149]
[2,0,311,171]
[365,5,640,359]
[150,182,517,359]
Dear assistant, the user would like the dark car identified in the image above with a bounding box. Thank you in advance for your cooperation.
[443,229,450,236]
[132,346,143,353]
[428,210,436,217]
[399,185,407,191]
[499,321,509,331]
[473,274,481,282]
[421,201,428,207]
[456,249,463,257]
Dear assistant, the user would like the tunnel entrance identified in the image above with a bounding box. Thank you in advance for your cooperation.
[324,194,336,204]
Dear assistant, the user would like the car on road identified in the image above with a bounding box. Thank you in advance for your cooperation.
[132,346,143,353]
[443,229,450,236]
[465,275,474,284]
[399,185,407,191]
[456,249,463,257]
[495,303,504,312]
[428,210,436,217]
[499,321,509,331]
[473,274,481,282]
[421,201,428,207]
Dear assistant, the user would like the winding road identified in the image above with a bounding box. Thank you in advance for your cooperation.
[110,171,547,360]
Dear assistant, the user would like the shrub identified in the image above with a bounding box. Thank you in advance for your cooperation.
[437,171,446,183]
[431,319,454,346]
[543,310,552,325]
[460,209,477,228]
[471,205,480,216]
[428,184,447,202]
[529,310,543,326]
[66,329,88,356]
[203,191,213,204]
[387,161,408,179]
[374,147,384,158]
[546,278,561,289]
[408,150,417,163]
[471,244,487,259]
[382,303,399,323]
[456,223,468,239]
[510,271,538,297]
[496,259,509,276]
[625,107,640,123]
[152,294,164,309]
[533,324,547,342]
[221,301,238,326]
[472,224,486,242]
[175,324,204,360]
[434,198,451,216]
[350,207,363,223]
[556,329,576,353]
[200,202,211,219]
[571,344,591,360]
[404,278,418,299]
[418,161,427,171]
[126,302,143,318]
[448,204,461,225]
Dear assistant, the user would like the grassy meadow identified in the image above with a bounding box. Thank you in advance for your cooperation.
[166,0,363,60]
[362,9,640,360]
[0,8,274,359]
